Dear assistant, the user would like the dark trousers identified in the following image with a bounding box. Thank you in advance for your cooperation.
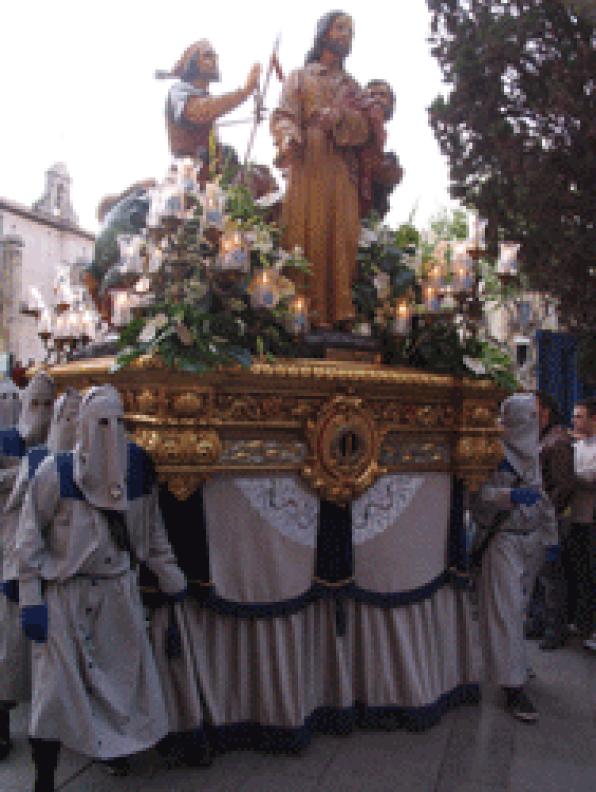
[563,522,595,635]
[30,738,60,792]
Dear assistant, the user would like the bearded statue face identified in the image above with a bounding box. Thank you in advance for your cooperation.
[195,43,220,81]
[324,14,353,59]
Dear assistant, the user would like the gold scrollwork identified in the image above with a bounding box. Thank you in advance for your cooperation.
[158,473,204,501]
[302,395,382,503]
[133,428,221,466]
[171,391,207,417]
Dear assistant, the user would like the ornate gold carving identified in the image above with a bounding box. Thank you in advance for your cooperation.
[220,439,307,465]
[49,356,504,504]
[158,473,204,501]
[376,402,456,428]
[463,403,498,428]
[213,394,318,424]
[302,395,382,503]
[380,434,450,467]
[136,388,158,414]
[171,391,207,417]
[133,428,221,465]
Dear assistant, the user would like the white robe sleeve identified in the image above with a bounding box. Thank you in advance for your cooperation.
[16,457,60,608]
[140,486,186,596]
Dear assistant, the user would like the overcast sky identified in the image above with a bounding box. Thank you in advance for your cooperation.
[0,0,459,235]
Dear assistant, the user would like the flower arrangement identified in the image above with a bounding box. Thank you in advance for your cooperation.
[110,161,516,390]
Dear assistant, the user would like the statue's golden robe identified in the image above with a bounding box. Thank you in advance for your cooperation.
[271,64,369,325]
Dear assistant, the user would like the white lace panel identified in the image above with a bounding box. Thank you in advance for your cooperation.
[235,476,319,547]
[352,474,425,545]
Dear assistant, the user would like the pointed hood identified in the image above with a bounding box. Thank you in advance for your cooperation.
[74,385,128,511]
[17,371,56,447]
[47,388,82,453]
[0,378,20,429]
[501,392,541,485]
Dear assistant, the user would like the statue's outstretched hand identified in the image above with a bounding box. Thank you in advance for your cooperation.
[245,63,262,95]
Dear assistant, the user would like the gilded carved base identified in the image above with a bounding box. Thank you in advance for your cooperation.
[48,356,504,503]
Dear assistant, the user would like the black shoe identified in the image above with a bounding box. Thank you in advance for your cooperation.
[0,737,12,761]
[540,633,565,651]
[504,688,538,723]
[101,757,130,776]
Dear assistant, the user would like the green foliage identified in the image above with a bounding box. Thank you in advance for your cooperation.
[427,0,595,333]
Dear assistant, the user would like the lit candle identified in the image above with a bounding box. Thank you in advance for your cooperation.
[149,247,163,273]
[497,242,520,275]
[424,284,441,312]
[112,291,131,326]
[218,228,249,272]
[354,321,372,336]
[428,262,444,289]
[287,296,309,335]
[451,241,474,292]
[250,270,279,309]
[467,211,487,251]
[202,182,224,227]
[390,300,412,335]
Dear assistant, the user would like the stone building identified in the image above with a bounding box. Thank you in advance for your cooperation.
[0,164,94,370]
[485,292,560,390]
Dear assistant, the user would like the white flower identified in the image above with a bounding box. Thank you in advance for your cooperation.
[292,245,304,257]
[138,312,169,344]
[463,356,486,376]
[359,227,378,247]
[373,272,391,300]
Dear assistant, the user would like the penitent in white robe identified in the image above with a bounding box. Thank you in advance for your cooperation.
[17,450,186,759]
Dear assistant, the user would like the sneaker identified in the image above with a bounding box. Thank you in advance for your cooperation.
[504,688,538,723]
[583,633,596,652]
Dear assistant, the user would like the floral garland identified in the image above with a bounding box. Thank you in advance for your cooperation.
[114,183,516,391]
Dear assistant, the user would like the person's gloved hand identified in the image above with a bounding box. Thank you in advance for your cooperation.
[510,487,542,507]
[20,604,48,643]
[545,544,560,563]
[1,580,19,603]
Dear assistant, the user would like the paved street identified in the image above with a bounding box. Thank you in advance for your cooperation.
[2,638,593,792]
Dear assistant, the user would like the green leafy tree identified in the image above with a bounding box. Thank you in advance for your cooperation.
[426,0,595,338]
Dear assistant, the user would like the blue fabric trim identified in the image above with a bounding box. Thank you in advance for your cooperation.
[56,452,84,500]
[27,446,48,479]
[351,571,450,608]
[195,570,466,617]
[356,683,481,732]
[210,684,480,754]
[204,586,319,618]
[448,476,468,573]
[0,428,25,459]
[212,707,356,754]
[498,458,516,474]
[127,442,155,501]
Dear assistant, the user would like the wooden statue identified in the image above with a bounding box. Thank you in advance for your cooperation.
[359,80,403,220]
[158,40,260,173]
[270,12,370,328]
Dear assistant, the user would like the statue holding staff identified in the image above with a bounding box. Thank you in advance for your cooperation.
[158,40,261,173]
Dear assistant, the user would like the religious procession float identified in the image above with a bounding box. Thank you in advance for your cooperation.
[32,14,520,747]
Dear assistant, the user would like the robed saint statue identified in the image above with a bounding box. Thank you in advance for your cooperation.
[270,12,370,327]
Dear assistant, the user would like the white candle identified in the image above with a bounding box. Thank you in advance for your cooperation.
[423,284,441,312]
[390,300,411,335]
[497,242,520,275]
[250,270,279,309]
[288,296,309,335]
[467,212,487,250]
